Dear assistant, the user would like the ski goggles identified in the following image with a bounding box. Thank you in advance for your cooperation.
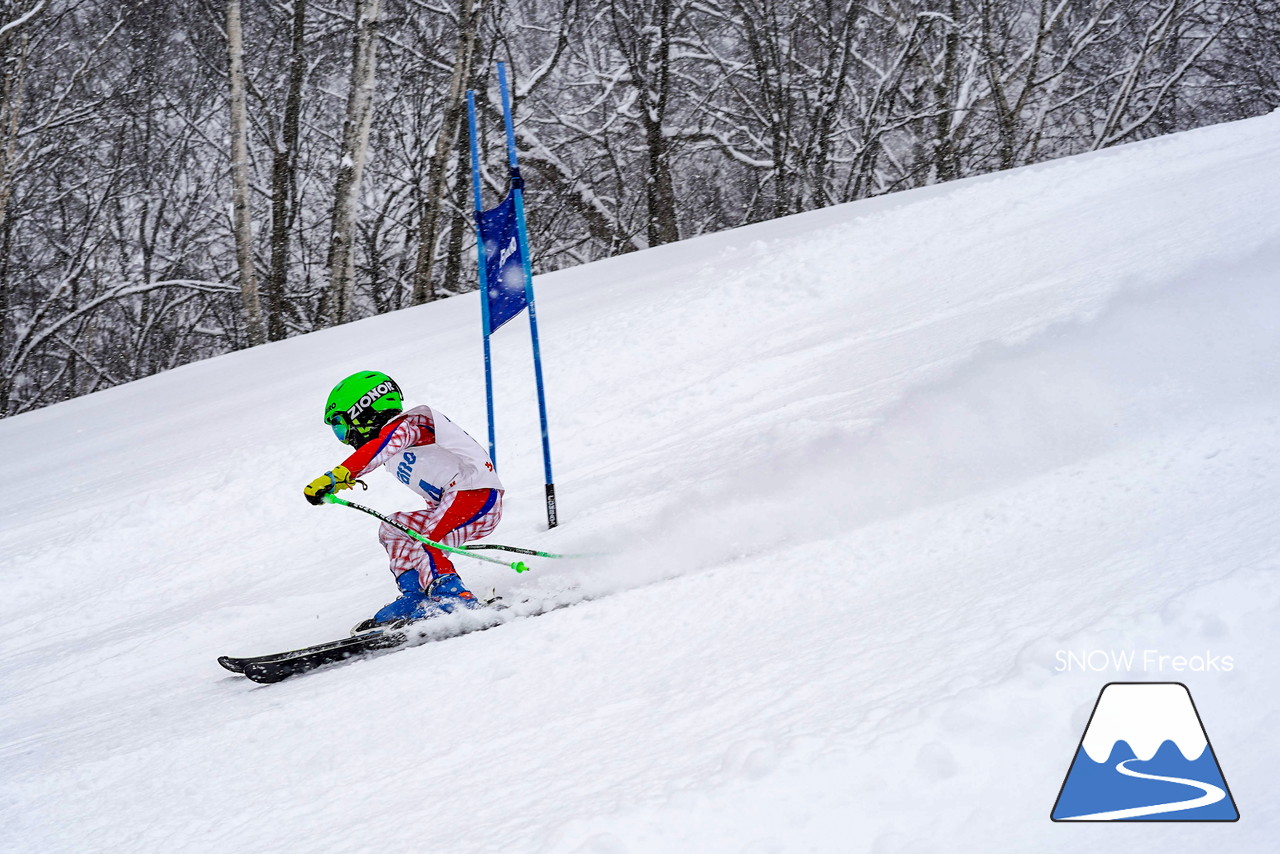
[327,412,351,443]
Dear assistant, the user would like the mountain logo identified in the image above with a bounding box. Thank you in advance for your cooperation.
[1051,682,1239,822]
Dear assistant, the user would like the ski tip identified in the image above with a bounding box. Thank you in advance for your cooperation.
[217,655,246,674]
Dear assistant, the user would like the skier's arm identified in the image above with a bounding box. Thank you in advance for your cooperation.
[338,410,436,478]
[301,410,436,505]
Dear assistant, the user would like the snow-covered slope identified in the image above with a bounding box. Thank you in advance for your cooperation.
[4,112,1280,853]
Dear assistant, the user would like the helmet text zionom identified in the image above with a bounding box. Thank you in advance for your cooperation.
[346,380,395,419]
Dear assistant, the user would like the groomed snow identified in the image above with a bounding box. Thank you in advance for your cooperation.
[3,111,1280,853]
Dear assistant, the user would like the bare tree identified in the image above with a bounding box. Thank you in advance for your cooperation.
[1089,0,1228,149]
[411,0,482,305]
[265,0,308,342]
[226,0,265,346]
[1208,0,1279,115]
[322,0,383,326]
[607,0,682,246]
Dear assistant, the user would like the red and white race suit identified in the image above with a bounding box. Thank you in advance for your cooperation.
[338,405,503,588]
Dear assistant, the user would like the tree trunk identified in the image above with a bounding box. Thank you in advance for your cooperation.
[0,31,27,414]
[442,145,469,294]
[933,0,963,183]
[411,0,480,305]
[266,0,306,342]
[226,0,265,347]
[640,0,680,246]
[322,0,382,327]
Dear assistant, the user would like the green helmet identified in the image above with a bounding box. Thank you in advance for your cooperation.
[324,371,404,447]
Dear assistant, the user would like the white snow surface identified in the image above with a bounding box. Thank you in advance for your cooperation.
[4,113,1280,853]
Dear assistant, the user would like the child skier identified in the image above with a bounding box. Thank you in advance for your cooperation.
[303,371,503,629]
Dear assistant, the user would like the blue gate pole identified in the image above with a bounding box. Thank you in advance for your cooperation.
[497,62,557,528]
[467,91,498,465]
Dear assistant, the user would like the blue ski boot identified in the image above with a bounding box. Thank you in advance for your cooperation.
[419,572,482,616]
[352,571,430,633]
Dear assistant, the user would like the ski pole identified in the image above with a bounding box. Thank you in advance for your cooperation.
[461,543,591,559]
[323,493,530,573]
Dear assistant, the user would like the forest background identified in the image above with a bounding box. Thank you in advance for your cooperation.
[0,0,1275,415]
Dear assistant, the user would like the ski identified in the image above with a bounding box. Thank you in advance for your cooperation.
[217,629,407,677]
[237,629,410,684]
[219,592,583,684]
